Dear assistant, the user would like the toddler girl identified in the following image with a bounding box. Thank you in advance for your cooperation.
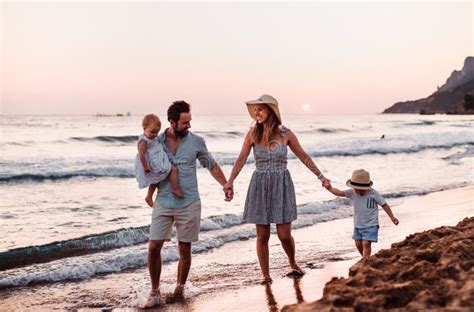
[135,114,183,207]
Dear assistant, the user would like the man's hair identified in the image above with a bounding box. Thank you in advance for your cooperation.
[167,101,191,123]
[142,114,161,129]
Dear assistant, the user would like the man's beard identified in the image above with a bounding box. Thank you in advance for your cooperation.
[173,126,189,138]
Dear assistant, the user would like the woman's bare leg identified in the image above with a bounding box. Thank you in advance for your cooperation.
[256,224,271,282]
[276,223,303,274]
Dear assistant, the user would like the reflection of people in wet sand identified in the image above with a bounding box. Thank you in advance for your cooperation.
[264,284,279,312]
[263,277,305,311]
[293,278,305,304]
[224,94,330,284]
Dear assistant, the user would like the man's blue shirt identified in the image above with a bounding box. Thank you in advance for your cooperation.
[156,128,216,209]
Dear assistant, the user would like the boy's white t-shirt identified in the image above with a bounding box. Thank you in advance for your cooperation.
[344,188,386,228]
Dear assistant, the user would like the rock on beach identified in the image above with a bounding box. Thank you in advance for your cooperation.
[283,217,474,311]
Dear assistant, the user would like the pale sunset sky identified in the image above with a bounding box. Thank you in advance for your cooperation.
[1,1,473,116]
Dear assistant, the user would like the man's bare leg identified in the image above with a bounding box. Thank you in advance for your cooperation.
[175,241,192,294]
[148,240,164,289]
[142,240,165,308]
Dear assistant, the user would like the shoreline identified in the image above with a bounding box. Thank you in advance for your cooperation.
[190,185,474,311]
[0,185,472,311]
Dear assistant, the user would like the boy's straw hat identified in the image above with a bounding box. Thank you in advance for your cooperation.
[346,169,373,190]
[245,94,282,124]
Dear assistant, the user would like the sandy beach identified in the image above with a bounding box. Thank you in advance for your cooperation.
[2,2,473,311]
[193,185,474,312]
[0,185,472,311]
[283,218,473,311]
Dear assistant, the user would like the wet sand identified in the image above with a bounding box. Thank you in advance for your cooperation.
[0,186,472,311]
[193,185,474,311]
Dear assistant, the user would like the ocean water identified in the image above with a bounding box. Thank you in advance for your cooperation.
[0,114,473,290]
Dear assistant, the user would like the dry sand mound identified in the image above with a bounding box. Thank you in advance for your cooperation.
[284,217,474,311]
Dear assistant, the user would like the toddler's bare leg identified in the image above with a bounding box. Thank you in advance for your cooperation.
[170,166,184,198]
[145,184,157,207]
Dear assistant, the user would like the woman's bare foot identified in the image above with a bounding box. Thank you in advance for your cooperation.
[260,277,273,285]
[286,264,305,278]
[172,187,184,198]
[145,196,154,207]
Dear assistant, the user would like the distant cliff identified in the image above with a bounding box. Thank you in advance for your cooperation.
[438,56,474,92]
[383,57,474,114]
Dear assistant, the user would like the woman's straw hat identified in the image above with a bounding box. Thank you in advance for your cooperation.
[245,94,282,124]
[346,169,373,190]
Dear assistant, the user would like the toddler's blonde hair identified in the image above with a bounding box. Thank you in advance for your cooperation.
[142,114,161,129]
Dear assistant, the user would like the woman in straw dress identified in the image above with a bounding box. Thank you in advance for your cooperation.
[224,94,330,284]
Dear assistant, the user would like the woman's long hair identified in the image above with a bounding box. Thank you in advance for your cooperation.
[249,105,282,147]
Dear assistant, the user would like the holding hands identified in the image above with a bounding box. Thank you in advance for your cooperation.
[320,175,331,189]
[223,182,234,202]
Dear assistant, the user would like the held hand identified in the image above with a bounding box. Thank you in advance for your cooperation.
[223,182,234,202]
[392,217,399,225]
[223,182,233,194]
[225,189,234,202]
[323,180,330,189]
[322,178,331,189]
[144,167,151,173]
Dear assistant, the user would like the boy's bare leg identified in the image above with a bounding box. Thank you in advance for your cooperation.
[169,166,184,198]
[145,184,157,207]
[362,240,372,258]
[355,240,363,256]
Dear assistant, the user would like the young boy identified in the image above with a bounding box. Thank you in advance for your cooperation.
[325,169,399,258]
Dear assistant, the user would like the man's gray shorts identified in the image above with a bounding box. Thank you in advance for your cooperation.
[150,200,201,243]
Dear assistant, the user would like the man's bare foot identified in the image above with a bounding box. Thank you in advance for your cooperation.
[174,284,185,295]
[145,196,154,207]
[141,289,163,309]
[165,285,186,303]
[172,188,184,198]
